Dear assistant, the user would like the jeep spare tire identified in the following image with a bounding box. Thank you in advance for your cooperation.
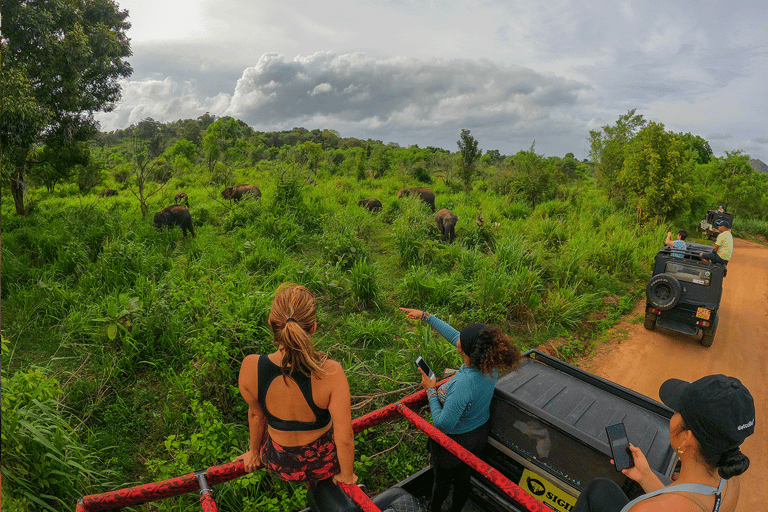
[646,273,682,311]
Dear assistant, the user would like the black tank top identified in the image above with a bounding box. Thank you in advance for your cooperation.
[257,355,332,431]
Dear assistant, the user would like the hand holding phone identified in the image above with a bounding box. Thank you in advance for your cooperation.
[605,423,634,472]
[415,356,435,379]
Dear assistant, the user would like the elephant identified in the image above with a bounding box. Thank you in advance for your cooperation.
[397,186,435,212]
[357,198,383,212]
[222,184,261,201]
[154,204,195,237]
[99,188,118,197]
[174,192,189,206]
[435,208,458,243]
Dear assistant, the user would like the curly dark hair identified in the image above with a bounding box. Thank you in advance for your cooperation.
[468,326,523,375]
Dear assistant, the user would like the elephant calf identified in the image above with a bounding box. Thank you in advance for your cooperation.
[222,184,261,201]
[154,204,195,237]
[397,186,435,212]
[357,198,383,212]
[435,208,458,243]
[174,192,189,206]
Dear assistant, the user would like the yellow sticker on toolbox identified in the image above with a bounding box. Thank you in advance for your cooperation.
[519,468,577,512]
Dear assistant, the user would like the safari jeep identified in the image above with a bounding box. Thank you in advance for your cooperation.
[699,210,734,241]
[302,351,678,512]
[644,242,726,347]
[78,351,679,512]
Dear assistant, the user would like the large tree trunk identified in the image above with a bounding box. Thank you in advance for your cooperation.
[10,166,27,215]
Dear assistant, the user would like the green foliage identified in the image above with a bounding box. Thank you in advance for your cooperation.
[457,129,481,191]
[350,259,381,311]
[1,360,117,510]
[1,0,132,214]
[589,109,647,199]
[619,122,692,222]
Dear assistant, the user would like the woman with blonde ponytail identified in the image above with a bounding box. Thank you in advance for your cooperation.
[236,284,358,487]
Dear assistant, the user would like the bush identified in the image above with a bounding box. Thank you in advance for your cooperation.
[349,258,381,311]
[1,362,117,511]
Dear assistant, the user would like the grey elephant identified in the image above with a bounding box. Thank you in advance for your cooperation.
[357,198,383,212]
[397,186,435,212]
[435,208,458,243]
[222,184,261,201]
[174,192,189,206]
[154,204,195,237]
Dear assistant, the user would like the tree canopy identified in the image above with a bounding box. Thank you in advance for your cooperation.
[1,0,133,214]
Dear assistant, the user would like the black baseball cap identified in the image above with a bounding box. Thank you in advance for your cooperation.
[716,219,731,228]
[659,375,755,454]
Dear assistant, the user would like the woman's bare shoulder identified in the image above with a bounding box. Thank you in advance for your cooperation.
[321,358,344,375]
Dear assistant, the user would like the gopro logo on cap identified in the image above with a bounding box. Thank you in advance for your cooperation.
[737,419,754,431]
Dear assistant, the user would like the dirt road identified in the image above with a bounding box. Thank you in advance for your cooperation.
[576,238,768,512]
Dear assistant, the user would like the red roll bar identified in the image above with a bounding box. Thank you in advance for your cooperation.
[77,380,548,512]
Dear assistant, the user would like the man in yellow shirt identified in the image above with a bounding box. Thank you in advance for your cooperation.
[700,220,733,265]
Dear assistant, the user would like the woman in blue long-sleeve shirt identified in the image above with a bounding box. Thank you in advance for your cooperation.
[399,308,522,512]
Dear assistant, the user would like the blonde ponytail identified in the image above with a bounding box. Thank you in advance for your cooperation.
[269,283,328,377]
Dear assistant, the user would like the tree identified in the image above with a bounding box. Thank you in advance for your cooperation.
[618,122,691,222]
[512,143,559,209]
[714,151,767,217]
[128,118,165,215]
[589,109,646,199]
[28,141,91,193]
[457,129,481,191]
[1,0,132,214]
[675,132,713,165]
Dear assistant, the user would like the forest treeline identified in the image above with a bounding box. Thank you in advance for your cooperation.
[13,109,768,224]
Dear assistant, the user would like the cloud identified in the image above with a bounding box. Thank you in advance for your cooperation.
[221,52,589,144]
[99,51,591,154]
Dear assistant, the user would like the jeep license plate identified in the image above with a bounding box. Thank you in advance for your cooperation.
[696,307,711,320]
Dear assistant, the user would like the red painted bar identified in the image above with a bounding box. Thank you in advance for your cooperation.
[395,402,549,512]
[336,482,383,512]
[77,462,248,511]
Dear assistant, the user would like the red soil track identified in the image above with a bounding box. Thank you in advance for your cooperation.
[576,238,768,512]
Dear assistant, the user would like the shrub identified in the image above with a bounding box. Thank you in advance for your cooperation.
[349,258,381,311]
[1,363,117,511]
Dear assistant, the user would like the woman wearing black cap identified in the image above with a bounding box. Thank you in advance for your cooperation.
[399,307,522,512]
[573,374,755,512]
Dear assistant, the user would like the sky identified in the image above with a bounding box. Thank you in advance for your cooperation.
[96,0,768,162]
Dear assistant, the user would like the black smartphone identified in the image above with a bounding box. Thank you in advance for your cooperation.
[415,356,435,379]
[605,423,634,471]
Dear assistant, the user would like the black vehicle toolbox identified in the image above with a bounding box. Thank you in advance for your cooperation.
[478,350,678,512]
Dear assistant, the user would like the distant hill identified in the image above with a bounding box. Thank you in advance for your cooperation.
[749,158,768,174]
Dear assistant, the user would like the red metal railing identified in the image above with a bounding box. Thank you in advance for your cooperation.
[77,380,548,512]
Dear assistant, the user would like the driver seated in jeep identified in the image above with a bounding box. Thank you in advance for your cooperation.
[700,220,733,265]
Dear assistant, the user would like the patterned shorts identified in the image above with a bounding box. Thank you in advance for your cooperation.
[260,427,341,485]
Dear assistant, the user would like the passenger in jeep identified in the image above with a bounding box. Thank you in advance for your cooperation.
[572,375,754,512]
[700,220,733,265]
[664,230,688,258]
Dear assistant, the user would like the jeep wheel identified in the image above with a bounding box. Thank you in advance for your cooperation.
[644,311,657,330]
[700,314,718,347]
[646,273,682,311]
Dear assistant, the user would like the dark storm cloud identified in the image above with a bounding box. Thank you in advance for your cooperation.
[224,52,587,140]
